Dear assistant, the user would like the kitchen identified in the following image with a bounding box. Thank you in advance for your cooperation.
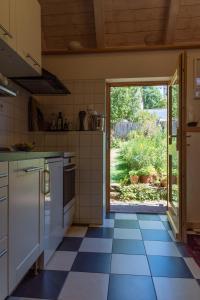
[1,1,200,300]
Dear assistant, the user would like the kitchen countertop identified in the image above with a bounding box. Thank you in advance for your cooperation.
[0,151,65,162]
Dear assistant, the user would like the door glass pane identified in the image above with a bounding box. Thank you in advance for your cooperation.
[171,80,179,213]
[168,72,180,232]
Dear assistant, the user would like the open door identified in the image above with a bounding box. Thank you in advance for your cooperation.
[167,53,186,241]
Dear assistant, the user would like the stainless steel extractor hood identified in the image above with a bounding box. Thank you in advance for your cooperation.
[9,68,71,95]
[0,74,17,97]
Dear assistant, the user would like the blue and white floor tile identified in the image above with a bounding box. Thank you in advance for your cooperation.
[9,212,200,300]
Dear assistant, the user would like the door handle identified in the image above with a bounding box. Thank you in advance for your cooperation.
[0,249,7,258]
[26,53,40,67]
[0,196,7,203]
[0,24,13,39]
[0,173,8,178]
[44,170,50,195]
[24,167,43,173]
[64,167,76,172]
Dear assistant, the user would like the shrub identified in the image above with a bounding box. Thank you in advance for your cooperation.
[111,137,122,148]
[119,184,167,202]
[137,166,156,176]
[119,130,167,177]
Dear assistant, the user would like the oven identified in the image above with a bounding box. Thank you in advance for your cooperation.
[63,155,76,230]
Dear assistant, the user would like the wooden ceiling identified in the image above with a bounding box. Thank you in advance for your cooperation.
[39,0,200,54]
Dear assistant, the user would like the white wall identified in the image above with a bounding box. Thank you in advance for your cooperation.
[186,50,200,122]
[43,50,180,80]
[0,83,31,148]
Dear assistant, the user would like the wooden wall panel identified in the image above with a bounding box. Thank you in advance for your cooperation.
[105,20,165,34]
[40,0,96,49]
[104,0,168,11]
[105,7,167,23]
[40,0,200,52]
[105,31,163,47]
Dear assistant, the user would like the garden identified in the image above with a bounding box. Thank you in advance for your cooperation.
[110,85,177,207]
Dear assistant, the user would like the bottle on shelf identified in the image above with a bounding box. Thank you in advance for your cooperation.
[57,112,63,130]
[63,118,69,131]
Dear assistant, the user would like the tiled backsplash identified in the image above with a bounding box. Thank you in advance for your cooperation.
[0,83,31,147]
[32,131,105,224]
[0,79,106,225]
[36,79,105,130]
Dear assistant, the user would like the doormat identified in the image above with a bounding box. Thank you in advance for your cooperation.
[110,204,167,214]
[187,234,200,267]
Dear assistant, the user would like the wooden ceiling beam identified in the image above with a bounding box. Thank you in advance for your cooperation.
[42,41,200,55]
[93,0,105,48]
[165,0,181,44]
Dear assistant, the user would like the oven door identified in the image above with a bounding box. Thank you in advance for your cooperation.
[63,164,76,209]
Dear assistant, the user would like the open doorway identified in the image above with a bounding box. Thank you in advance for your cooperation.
[107,82,168,214]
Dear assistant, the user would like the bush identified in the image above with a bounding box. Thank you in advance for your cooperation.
[111,137,122,148]
[119,184,167,202]
[119,130,167,177]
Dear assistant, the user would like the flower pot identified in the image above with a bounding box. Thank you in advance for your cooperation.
[140,175,151,184]
[160,178,167,187]
[130,175,139,184]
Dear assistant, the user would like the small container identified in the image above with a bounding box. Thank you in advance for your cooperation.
[96,114,105,131]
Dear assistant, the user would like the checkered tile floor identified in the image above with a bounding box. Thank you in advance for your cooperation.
[9,213,200,300]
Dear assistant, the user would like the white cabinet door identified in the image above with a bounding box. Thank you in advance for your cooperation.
[0,0,16,49]
[16,0,41,74]
[186,133,200,223]
[0,251,8,300]
[44,159,63,265]
[9,159,44,293]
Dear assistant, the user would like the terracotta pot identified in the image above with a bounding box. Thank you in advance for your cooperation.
[130,175,139,184]
[160,178,167,187]
[140,175,151,184]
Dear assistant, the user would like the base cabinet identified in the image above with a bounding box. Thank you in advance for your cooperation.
[9,159,44,293]
[0,252,8,300]
[186,133,200,225]
[0,162,8,300]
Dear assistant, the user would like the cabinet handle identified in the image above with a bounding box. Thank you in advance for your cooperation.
[24,167,43,173]
[44,170,50,195]
[26,53,40,67]
[0,24,13,39]
[0,173,8,178]
[0,249,7,258]
[64,167,76,172]
[0,196,7,203]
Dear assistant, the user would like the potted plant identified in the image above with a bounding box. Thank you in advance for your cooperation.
[138,166,156,184]
[129,170,139,184]
[160,176,167,187]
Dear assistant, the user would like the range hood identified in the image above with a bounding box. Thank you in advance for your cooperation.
[9,69,71,95]
[0,74,17,97]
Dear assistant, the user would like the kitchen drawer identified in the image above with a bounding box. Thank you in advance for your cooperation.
[0,237,7,254]
[14,159,44,175]
[0,250,8,300]
[0,162,8,188]
[0,187,8,240]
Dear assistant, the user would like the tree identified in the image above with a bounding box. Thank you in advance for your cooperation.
[142,86,167,109]
[110,86,143,126]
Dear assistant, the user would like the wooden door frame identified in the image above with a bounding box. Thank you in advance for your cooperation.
[106,81,169,213]
[167,52,187,242]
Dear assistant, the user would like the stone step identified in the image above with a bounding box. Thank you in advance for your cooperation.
[110,191,120,200]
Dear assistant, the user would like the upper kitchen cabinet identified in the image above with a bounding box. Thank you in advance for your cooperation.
[16,0,41,75]
[0,0,41,77]
[0,0,16,49]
